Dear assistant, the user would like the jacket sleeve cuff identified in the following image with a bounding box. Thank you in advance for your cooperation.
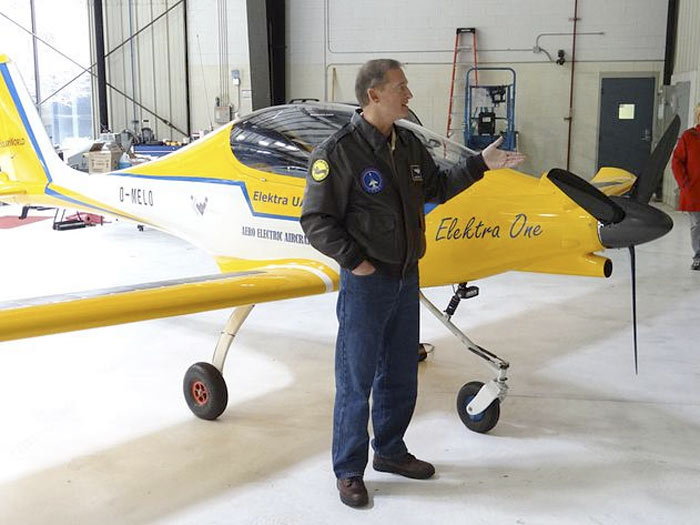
[465,153,488,181]
[340,249,367,271]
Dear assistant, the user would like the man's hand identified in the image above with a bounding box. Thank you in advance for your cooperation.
[482,136,526,170]
[352,260,376,276]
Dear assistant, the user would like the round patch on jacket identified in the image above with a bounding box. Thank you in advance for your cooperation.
[311,159,330,182]
[361,168,384,194]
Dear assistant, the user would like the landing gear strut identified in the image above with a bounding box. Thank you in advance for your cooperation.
[420,284,509,433]
[183,304,255,420]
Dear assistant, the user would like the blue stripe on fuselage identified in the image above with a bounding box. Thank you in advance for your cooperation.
[105,171,300,222]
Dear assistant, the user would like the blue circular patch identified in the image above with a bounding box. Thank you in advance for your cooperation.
[361,168,384,194]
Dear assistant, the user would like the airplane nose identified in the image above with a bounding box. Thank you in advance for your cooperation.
[599,198,673,248]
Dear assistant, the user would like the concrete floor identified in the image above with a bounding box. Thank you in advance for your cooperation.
[0,204,698,524]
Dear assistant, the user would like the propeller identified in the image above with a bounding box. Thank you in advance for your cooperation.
[547,168,626,225]
[628,246,638,374]
[547,115,680,373]
[629,115,681,204]
[623,115,680,374]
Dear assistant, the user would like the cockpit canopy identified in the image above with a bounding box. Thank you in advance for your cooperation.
[229,103,475,178]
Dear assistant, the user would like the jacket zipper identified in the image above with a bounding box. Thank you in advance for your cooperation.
[386,134,412,277]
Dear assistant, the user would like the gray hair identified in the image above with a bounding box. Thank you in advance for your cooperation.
[355,59,403,107]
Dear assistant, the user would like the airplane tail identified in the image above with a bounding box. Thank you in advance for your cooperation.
[0,55,66,200]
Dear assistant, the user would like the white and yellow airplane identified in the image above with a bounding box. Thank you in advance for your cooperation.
[0,55,678,433]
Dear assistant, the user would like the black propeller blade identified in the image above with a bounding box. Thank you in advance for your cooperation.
[546,117,680,373]
[629,115,681,204]
[549,113,680,374]
[547,168,626,225]
[629,246,638,374]
[620,115,680,374]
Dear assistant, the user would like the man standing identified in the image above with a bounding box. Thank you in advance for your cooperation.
[672,103,700,270]
[300,59,524,508]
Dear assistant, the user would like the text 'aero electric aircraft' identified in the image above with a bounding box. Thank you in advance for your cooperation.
[0,56,678,433]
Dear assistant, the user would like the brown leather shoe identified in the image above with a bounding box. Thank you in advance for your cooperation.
[336,476,368,508]
[373,452,435,479]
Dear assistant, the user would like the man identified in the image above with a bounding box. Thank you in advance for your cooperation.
[300,59,524,508]
[671,103,700,270]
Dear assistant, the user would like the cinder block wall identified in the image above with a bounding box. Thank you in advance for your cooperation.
[286,0,667,179]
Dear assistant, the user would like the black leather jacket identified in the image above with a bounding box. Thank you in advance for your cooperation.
[300,110,488,275]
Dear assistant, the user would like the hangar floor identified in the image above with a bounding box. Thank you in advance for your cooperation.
[0,204,698,524]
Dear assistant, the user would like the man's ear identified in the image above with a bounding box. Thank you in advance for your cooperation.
[368,87,380,104]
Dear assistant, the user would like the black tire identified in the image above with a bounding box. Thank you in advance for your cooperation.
[456,381,500,433]
[183,362,228,420]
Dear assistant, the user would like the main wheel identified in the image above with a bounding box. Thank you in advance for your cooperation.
[456,381,500,433]
[183,362,228,420]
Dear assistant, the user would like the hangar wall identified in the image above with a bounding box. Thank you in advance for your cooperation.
[101,0,252,141]
[286,0,668,178]
[100,0,682,186]
[674,0,700,88]
[100,1,186,140]
[187,1,252,130]
[662,0,700,207]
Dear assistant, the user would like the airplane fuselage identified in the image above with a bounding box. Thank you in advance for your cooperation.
[7,119,608,289]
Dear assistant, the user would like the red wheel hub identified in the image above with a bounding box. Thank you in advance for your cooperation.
[191,381,209,406]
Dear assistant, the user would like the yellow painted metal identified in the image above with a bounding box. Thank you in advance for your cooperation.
[591,167,636,196]
[0,80,48,189]
[419,169,606,286]
[120,124,306,219]
[0,267,329,342]
[215,256,339,285]
[517,253,611,278]
[0,51,629,344]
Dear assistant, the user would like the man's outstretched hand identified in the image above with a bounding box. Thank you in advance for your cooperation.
[482,136,526,170]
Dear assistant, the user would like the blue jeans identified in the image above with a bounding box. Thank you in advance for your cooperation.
[332,267,420,479]
[689,212,700,261]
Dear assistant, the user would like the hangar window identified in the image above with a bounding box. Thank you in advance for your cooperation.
[618,103,635,120]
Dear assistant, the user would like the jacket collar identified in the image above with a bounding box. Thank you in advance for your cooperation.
[351,109,395,153]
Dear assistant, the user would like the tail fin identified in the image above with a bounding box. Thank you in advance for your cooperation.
[0,55,63,199]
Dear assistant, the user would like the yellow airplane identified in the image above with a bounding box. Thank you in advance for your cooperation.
[0,55,679,433]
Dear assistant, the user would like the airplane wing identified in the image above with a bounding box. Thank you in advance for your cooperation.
[0,264,335,342]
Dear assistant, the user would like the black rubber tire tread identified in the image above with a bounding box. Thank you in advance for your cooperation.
[183,362,228,420]
[456,380,500,433]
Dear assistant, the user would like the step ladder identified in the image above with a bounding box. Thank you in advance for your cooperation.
[446,27,478,142]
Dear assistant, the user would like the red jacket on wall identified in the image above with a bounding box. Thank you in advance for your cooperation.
[672,125,700,211]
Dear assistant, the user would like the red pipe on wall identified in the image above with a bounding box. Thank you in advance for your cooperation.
[566,0,579,171]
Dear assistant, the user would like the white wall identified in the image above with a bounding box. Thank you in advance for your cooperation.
[103,0,252,140]
[187,0,252,132]
[663,0,700,208]
[286,0,668,178]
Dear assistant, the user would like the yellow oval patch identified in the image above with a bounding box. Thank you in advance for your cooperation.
[311,159,330,182]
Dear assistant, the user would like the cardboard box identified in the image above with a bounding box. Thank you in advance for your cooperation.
[87,141,122,173]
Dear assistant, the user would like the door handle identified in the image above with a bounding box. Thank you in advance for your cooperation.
[642,128,651,142]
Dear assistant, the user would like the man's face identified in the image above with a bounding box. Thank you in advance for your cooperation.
[371,68,413,122]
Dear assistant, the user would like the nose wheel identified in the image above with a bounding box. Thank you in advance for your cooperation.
[456,380,500,433]
[420,287,509,433]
